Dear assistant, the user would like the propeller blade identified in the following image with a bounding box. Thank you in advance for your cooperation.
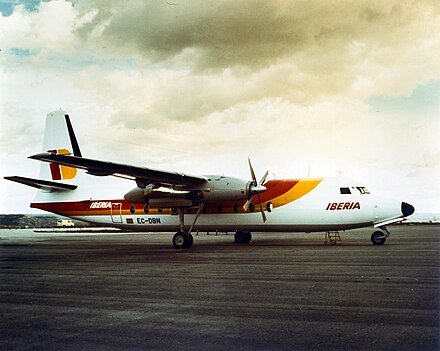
[248,157,257,186]
[243,184,266,211]
[257,193,267,222]
[244,158,268,223]
[259,170,269,185]
[243,198,252,211]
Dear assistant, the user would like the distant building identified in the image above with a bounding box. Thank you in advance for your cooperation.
[406,213,440,224]
[57,219,75,227]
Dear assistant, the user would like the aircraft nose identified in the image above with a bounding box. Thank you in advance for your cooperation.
[401,202,415,217]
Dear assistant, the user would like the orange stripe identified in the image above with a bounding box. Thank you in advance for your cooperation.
[270,179,322,207]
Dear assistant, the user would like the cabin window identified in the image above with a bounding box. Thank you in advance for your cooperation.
[233,203,240,213]
[129,204,135,214]
[266,202,273,212]
[144,205,149,214]
[340,187,351,194]
[158,207,163,214]
[216,203,223,213]
[356,186,370,194]
[249,203,255,212]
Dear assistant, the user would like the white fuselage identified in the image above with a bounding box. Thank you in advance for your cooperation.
[32,176,406,233]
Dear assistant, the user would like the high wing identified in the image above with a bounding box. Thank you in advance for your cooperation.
[29,152,206,188]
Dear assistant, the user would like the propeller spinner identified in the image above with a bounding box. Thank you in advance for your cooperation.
[244,158,269,222]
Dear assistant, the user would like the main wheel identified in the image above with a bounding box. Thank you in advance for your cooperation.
[172,232,193,249]
[234,230,252,244]
[371,231,386,245]
[185,233,194,249]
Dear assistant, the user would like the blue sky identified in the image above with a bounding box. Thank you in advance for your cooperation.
[0,0,42,15]
[367,80,440,115]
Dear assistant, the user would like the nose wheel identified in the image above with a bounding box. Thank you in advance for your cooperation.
[371,230,387,245]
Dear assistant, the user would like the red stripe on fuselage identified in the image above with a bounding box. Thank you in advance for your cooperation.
[259,179,299,202]
[30,180,305,218]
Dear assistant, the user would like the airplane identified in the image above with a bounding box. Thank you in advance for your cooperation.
[5,110,415,249]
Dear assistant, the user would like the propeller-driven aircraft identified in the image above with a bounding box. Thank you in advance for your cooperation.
[5,110,415,248]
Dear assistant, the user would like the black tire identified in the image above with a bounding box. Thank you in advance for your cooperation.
[173,232,193,249]
[184,233,193,249]
[234,231,252,244]
[173,232,189,249]
[371,231,386,245]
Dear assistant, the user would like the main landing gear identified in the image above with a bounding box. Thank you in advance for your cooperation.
[234,230,252,244]
[172,231,194,249]
[371,227,390,245]
[172,206,203,249]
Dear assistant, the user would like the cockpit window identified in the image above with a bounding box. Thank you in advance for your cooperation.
[356,186,370,194]
[340,187,351,194]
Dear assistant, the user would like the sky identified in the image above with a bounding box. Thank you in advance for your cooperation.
[0,0,439,214]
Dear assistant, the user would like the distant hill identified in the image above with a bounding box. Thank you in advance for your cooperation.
[0,214,91,228]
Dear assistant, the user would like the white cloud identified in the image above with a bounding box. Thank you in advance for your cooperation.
[0,1,79,54]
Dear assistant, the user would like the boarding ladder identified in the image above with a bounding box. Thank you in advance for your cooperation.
[324,231,342,245]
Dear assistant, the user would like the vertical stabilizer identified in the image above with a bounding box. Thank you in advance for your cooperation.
[40,110,82,181]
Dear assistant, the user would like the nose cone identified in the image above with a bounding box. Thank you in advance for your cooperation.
[401,202,415,217]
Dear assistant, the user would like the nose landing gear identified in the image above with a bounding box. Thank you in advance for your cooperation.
[371,227,390,245]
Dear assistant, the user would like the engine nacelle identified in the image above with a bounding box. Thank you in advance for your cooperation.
[124,187,147,203]
[124,175,261,205]
[201,176,250,202]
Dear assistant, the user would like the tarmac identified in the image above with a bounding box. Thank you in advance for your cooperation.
[0,225,439,351]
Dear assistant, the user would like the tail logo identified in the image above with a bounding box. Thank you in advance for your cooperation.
[48,149,77,180]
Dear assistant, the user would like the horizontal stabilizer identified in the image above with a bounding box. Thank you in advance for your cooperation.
[4,176,77,192]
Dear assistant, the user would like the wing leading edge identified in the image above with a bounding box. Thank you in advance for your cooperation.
[29,153,206,187]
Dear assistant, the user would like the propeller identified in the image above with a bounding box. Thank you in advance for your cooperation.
[243,157,269,222]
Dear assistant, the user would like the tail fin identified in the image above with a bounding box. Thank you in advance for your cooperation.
[40,110,82,181]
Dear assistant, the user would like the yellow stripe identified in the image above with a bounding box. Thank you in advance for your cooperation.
[58,148,77,180]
